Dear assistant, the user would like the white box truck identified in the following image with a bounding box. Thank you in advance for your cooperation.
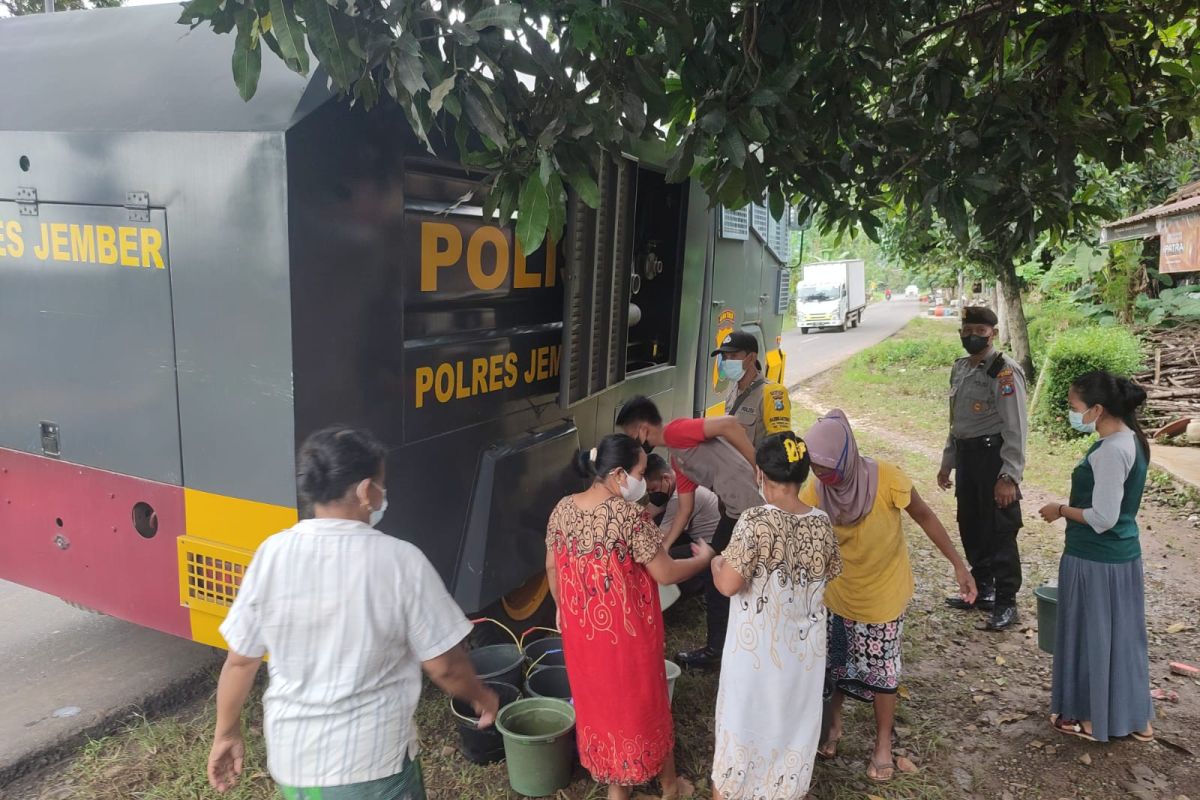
[796,260,867,332]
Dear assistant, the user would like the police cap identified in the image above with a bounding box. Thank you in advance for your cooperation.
[962,306,999,326]
[711,330,760,357]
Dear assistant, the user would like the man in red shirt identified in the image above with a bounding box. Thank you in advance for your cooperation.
[616,396,760,668]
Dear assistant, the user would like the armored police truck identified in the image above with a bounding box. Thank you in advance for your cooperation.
[0,4,794,648]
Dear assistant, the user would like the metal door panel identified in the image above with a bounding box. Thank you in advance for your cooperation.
[0,200,181,483]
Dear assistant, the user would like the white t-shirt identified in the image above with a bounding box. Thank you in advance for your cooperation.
[219,517,472,788]
[660,485,722,544]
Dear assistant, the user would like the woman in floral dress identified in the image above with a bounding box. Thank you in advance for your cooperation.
[546,433,714,800]
[710,432,842,800]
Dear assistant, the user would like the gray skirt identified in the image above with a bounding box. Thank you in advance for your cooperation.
[1050,554,1153,741]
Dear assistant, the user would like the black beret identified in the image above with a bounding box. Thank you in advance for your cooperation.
[962,306,998,326]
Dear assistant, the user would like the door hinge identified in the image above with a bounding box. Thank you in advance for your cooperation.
[16,186,37,216]
[125,191,150,222]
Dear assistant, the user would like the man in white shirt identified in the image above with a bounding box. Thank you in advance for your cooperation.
[206,425,498,799]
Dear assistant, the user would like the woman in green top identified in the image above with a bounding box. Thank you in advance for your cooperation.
[1038,371,1154,743]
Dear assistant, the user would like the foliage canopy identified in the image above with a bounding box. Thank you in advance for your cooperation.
[179,0,1200,283]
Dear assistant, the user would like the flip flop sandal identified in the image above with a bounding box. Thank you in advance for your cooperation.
[1050,714,1096,742]
[1130,730,1155,743]
[816,739,839,760]
[867,759,895,782]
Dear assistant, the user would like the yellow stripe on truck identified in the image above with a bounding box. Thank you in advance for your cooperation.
[181,489,297,648]
[766,348,786,385]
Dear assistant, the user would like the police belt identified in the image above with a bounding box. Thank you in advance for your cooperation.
[954,434,1004,451]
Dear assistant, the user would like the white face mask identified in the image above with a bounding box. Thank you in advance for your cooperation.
[369,482,388,528]
[620,472,647,503]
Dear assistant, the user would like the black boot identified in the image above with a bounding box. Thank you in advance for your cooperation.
[985,604,1019,631]
[675,645,721,669]
[945,588,995,611]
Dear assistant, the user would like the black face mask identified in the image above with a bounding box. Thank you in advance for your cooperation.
[646,491,671,507]
[961,334,990,355]
[641,440,655,455]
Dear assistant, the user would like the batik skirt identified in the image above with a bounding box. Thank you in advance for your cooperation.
[826,612,904,702]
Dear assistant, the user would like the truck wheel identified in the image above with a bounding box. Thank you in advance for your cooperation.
[799,327,808,334]
[833,324,845,332]
[470,572,558,647]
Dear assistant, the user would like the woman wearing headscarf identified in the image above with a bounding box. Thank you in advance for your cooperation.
[802,410,976,782]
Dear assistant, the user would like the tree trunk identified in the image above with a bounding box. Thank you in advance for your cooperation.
[994,280,1007,340]
[995,257,1033,379]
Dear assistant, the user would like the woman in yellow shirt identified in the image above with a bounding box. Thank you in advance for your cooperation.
[802,410,976,782]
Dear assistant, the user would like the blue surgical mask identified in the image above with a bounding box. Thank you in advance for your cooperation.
[720,358,745,382]
[1068,408,1096,434]
[369,482,388,527]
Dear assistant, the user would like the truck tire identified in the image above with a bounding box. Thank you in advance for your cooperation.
[470,572,559,647]
[799,327,808,334]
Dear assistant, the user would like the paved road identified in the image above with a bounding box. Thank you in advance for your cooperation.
[782,298,924,389]
[0,580,220,783]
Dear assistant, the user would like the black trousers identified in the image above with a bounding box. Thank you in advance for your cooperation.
[703,511,738,650]
[955,438,1023,606]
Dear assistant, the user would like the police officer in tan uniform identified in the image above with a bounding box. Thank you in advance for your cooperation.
[713,330,792,447]
[937,307,1028,631]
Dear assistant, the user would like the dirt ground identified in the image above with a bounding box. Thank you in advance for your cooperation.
[792,375,1200,800]
[5,360,1200,800]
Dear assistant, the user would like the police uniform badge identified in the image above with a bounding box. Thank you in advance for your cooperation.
[998,367,1016,397]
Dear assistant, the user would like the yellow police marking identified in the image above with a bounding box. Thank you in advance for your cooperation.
[0,219,165,269]
[420,221,556,293]
[414,344,561,409]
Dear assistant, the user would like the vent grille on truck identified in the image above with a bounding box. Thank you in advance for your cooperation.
[177,536,251,616]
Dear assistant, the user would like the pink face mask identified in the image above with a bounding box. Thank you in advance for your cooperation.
[817,470,841,486]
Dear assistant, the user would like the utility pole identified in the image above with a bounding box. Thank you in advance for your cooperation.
[44,0,54,12]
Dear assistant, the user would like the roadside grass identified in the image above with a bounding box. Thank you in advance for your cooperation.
[808,317,1091,493]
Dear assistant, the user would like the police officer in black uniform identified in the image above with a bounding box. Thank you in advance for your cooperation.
[937,307,1028,631]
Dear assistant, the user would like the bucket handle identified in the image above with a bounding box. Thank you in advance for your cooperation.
[524,649,564,678]
[519,625,561,649]
[470,617,521,649]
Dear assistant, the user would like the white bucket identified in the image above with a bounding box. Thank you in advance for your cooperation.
[665,659,682,703]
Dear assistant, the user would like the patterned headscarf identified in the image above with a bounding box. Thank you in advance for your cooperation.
[803,409,879,526]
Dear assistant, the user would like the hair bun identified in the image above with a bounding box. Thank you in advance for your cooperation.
[1118,377,1147,414]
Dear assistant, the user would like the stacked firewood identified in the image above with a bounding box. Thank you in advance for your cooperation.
[1135,324,1200,430]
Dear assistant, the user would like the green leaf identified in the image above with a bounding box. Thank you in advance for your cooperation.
[268,0,309,74]
[768,189,785,221]
[232,11,262,102]
[429,75,455,114]
[178,0,222,28]
[963,174,1002,194]
[743,108,770,142]
[297,0,360,89]
[391,33,429,98]
[748,88,779,107]
[463,87,509,147]
[566,171,601,209]
[467,3,521,32]
[516,173,550,254]
[698,108,727,134]
[539,151,555,185]
[546,173,566,245]
[719,126,746,168]
[622,92,647,136]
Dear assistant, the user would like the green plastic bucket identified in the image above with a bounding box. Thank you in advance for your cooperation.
[1034,585,1058,654]
[665,659,681,703]
[495,697,576,797]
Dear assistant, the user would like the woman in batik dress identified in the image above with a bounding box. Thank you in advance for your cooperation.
[710,432,842,800]
[546,434,714,800]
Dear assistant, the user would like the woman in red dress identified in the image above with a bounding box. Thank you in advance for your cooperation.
[547,434,714,800]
